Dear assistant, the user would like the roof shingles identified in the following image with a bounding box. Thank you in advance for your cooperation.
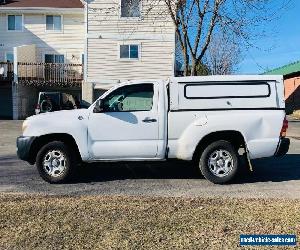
[264,60,300,77]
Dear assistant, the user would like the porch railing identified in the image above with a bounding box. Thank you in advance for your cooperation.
[17,62,83,87]
[0,62,14,81]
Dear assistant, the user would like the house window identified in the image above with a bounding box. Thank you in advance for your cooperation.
[6,53,14,62]
[46,15,62,31]
[7,15,22,31]
[45,54,64,63]
[121,0,141,18]
[120,44,139,60]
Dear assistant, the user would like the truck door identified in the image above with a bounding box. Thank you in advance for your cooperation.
[88,83,159,159]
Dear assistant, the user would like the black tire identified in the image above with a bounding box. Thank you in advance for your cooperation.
[40,100,53,112]
[36,141,77,184]
[199,140,239,184]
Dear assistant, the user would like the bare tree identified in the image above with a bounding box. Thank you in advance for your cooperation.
[86,0,290,76]
[204,32,241,75]
[163,0,290,76]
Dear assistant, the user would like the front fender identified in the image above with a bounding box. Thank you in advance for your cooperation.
[23,110,90,161]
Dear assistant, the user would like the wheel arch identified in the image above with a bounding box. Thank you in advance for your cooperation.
[192,130,247,162]
[29,133,82,164]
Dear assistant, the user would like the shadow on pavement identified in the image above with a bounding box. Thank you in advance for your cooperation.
[73,154,300,184]
[235,154,300,184]
[1,154,300,185]
[75,160,203,183]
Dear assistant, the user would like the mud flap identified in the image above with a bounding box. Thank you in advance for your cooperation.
[244,145,253,172]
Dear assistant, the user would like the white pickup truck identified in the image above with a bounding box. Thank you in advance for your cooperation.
[17,76,290,184]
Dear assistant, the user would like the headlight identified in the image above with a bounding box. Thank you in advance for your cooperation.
[22,120,28,134]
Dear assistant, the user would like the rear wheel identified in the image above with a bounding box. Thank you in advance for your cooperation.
[199,140,239,184]
[36,141,76,183]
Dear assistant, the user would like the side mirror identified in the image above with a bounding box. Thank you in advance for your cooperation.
[93,99,104,113]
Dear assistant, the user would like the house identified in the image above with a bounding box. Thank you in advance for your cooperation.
[0,0,176,119]
[0,0,85,119]
[82,0,176,103]
[264,61,300,113]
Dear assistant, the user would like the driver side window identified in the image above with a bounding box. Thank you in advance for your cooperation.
[103,84,154,112]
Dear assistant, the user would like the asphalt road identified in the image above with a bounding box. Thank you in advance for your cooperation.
[0,119,300,198]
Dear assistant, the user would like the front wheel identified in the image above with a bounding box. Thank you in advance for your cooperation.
[199,140,239,184]
[36,141,76,183]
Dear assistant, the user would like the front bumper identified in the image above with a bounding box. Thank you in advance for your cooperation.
[16,136,36,164]
[274,137,290,157]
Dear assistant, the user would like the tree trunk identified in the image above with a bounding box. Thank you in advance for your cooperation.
[183,49,189,76]
[190,57,197,76]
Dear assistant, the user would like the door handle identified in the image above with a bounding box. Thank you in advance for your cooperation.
[142,118,157,123]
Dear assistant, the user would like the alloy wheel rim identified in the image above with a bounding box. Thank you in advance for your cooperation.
[208,149,234,177]
[43,150,67,178]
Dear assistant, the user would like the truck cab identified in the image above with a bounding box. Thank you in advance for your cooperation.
[17,76,290,184]
[88,80,168,160]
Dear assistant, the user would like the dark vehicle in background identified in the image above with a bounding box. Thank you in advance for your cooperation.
[35,92,81,115]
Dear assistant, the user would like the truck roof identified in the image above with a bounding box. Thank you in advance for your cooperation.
[172,75,283,83]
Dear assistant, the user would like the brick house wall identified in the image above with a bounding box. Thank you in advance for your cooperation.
[284,75,300,113]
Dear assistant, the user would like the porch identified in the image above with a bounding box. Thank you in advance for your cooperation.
[0,61,83,119]
[0,62,83,86]
[17,62,83,87]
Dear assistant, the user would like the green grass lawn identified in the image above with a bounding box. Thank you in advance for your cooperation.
[0,194,299,249]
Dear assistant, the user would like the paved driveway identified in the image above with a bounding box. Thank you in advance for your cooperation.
[0,120,300,198]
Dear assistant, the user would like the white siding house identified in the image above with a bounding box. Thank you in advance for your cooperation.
[0,0,176,118]
[0,12,84,64]
[83,0,175,102]
[0,0,84,119]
